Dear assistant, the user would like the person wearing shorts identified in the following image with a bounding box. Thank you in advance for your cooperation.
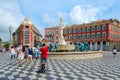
[18,44,25,67]
[27,46,33,63]
[10,46,16,59]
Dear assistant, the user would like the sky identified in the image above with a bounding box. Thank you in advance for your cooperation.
[0,0,120,41]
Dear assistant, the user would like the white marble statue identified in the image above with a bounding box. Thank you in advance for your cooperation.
[58,17,67,45]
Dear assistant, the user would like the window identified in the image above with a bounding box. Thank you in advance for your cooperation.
[25,30,29,35]
[102,32,106,37]
[73,35,76,39]
[92,27,95,32]
[48,37,50,41]
[47,31,50,35]
[92,33,95,38]
[97,32,101,38]
[73,29,76,33]
[82,34,86,39]
[109,33,111,37]
[69,29,72,33]
[73,24,76,27]
[24,30,29,43]
[24,29,29,44]
[26,26,29,28]
[92,22,96,27]
[82,28,85,32]
[78,35,81,39]
[69,35,72,39]
[56,36,58,39]
[52,36,54,39]
[82,23,85,27]
[87,34,90,38]
[78,28,81,33]
[66,30,68,34]
[97,26,100,31]
[87,27,90,32]
[64,30,68,34]
[56,30,58,34]
[25,36,29,39]
[52,31,54,35]
[102,25,106,30]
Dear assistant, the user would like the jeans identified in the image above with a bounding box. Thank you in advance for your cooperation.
[11,54,16,59]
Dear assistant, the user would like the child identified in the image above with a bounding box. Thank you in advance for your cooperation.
[35,48,40,60]
[113,46,117,57]
[35,47,40,61]
[11,46,16,59]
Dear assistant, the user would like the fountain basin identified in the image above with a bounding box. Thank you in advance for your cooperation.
[48,50,103,60]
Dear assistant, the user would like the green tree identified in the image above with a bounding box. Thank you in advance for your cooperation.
[3,42,9,50]
[0,38,2,47]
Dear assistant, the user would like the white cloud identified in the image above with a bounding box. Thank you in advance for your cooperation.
[0,0,24,41]
[43,13,57,26]
[69,5,101,23]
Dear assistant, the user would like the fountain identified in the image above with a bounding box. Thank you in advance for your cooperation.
[48,17,103,59]
[57,17,75,51]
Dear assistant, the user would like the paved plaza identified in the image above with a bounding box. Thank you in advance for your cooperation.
[0,51,120,80]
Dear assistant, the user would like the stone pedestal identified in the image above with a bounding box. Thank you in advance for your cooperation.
[58,39,67,45]
[58,44,75,51]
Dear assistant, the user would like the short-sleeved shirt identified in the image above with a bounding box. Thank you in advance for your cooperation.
[11,48,16,55]
[40,46,48,58]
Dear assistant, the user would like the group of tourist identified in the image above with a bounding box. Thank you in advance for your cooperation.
[9,43,48,72]
[0,47,6,55]
[7,42,119,73]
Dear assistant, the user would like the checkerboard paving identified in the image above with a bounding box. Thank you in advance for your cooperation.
[0,52,120,80]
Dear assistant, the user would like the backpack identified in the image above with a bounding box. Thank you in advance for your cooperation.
[40,64,46,73]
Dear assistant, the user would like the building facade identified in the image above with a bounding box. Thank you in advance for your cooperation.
[13,18,42,47]
[45,19,120,51]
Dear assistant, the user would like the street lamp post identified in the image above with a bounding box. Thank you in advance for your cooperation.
[9,25,13,46]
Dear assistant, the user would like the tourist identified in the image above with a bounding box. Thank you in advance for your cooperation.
[10,46,16,59]
[112,46,117,57]
[2,47,6,54]
[0,47,2,54]
[35,47,40,62]
[18,44,25,67]
[9,46,12,53]
[27,45,33,63]
[16,45,20,57]
[24,46,28,59]
[38,43,48,73]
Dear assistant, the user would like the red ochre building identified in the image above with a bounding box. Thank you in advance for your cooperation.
[12,18,42,47]
[45,19,120,51]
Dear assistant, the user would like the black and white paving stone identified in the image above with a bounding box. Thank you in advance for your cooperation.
[0,51,120,80]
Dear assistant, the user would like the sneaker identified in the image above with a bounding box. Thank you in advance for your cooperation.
[37,70,41,73]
